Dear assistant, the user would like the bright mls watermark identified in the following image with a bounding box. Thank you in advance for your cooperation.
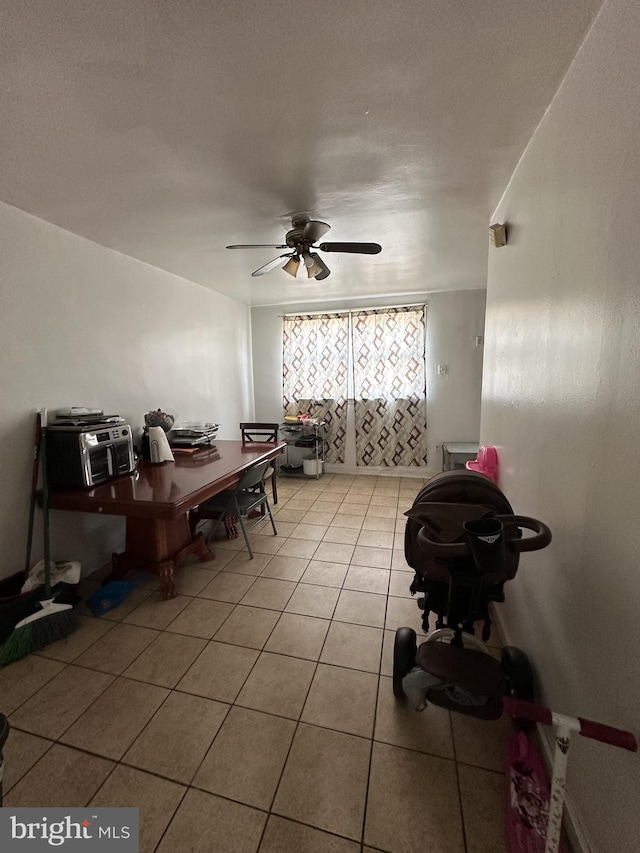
[0,809,139,851]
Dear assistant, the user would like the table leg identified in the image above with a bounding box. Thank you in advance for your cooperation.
[111,515,214,600]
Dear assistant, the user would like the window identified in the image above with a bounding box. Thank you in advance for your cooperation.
[283,306,427,467]
[282,313,349,463]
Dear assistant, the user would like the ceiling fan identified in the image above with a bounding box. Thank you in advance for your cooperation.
[226,217,382,280]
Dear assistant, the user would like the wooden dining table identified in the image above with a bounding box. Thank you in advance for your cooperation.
[47,440,285,599]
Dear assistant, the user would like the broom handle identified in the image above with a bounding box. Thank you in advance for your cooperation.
[24,412,43,574]
[40,410,52,599]
[0,713,9,807]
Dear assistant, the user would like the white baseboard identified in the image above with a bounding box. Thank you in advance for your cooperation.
[82,541,125,579]
[491,606,590,853]
[323,464,438,479]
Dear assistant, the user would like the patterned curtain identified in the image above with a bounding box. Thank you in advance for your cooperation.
[352,307,428,467]
[282,314,349,463]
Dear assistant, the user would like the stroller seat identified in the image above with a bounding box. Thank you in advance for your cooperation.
[394,470,551,720]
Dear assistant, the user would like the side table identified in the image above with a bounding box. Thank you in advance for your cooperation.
[442,443,480,472]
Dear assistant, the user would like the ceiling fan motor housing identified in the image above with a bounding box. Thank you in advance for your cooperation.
[285,227,307,248]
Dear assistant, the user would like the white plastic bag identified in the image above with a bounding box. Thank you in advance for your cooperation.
[21,560,81,593]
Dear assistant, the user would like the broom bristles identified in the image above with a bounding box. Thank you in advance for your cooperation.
[0,606,79,666]
[0,413,81,668]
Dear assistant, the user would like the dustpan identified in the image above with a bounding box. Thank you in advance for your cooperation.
[0,410,80,666]
[0,414,45,643]
[86,574,147,616]
[0,572,45,644]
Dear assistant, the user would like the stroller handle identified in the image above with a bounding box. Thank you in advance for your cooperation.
[415,514,551,557]
[497,515,552,553]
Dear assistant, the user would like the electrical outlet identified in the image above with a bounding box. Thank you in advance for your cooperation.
[435,444,440,453]
[437,362,447,376]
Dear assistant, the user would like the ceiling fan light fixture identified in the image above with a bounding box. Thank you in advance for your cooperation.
[302,251,323,279]
[309,252,331,280]
[282,256,300,277]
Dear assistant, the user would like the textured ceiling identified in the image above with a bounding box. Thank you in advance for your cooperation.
[0,0,602,306]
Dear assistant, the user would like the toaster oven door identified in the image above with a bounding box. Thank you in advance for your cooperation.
[111,440,134,476]
[86,445,111,485]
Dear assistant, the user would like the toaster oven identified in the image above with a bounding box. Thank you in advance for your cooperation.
[46,424,135,488]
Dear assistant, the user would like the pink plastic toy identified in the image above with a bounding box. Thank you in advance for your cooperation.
[503,697,636,853]
[466,444,498,482]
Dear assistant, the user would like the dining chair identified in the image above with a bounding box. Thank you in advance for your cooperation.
[239,422,279,505]
[188,460,277,559]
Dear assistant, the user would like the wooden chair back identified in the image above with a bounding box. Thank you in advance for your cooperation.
[238,423,280,505]
[239,423,279,444]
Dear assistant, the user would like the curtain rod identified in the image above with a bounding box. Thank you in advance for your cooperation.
[280,303,426,318]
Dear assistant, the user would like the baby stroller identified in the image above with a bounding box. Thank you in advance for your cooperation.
[394,470,552,719]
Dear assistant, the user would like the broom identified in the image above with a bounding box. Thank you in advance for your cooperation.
[0,410,79,665]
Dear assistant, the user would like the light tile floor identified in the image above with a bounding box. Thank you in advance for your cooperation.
[2,473,517,853]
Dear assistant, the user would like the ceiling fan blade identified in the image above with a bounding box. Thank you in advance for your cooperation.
[302,220,331,243]
[318,242,382,254]
[251,255,293,276]
[227,244,288,250]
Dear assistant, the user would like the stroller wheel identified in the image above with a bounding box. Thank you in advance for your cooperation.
[502,646,535,729]
[393,627,417,699]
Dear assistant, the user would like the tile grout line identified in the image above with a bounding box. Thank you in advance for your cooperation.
[7,473,482,853]
[183,478,385,848]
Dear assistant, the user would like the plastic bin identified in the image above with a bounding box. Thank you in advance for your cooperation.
[302,456,323,476]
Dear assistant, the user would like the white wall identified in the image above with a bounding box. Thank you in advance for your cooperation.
[0,201,254,580]
[424,290,486,468]
[482,1,640,849]
[251,290,486,476]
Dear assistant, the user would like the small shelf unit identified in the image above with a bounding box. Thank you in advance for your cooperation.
[279,420,327,479]
[441,442,479,472]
